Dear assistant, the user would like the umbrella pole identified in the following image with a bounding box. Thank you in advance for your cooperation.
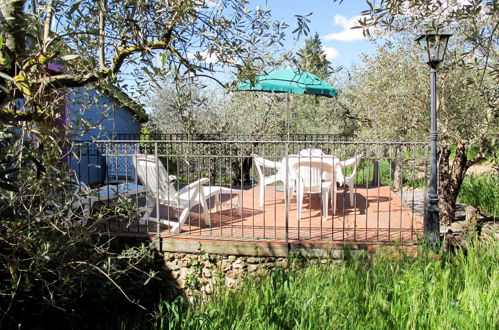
[286,93,290,142]
[285,93,290,258]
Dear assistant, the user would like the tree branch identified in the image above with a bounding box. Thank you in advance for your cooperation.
[28,41,172,89]
[166,45,195,72]
[109,41,170,75]
[0,0,27,71]
[31,72,101,88]
[42,0,54,53]
[193,74,227,89]
[98,0,107,70]
[69,261,148,312]
[0,108,44,121]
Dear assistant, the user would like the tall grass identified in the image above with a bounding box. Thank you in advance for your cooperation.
[149,240,498,329]
[356,159,425,188]
[356,159,393,186]
[458,174,498,218]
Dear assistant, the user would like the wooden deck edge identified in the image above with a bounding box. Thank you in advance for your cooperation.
[157,236,418,257]
[100,232,419,258]
[159,237,288,256]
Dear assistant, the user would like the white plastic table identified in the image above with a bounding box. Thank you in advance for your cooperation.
[278,154,340,218]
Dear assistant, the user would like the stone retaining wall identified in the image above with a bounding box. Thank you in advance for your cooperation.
[163,251,289,296]
[162,250,345,297]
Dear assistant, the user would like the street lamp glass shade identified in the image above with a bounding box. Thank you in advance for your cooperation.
[415,33,452,65]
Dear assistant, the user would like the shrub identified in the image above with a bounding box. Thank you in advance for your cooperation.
[0,159,170,328]
[459,174,498,218]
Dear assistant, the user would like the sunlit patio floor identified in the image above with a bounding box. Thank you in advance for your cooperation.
[149,185,424,245]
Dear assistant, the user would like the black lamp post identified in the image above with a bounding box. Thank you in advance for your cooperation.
[415,32,452,246]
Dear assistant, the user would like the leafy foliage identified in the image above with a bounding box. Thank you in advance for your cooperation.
[148,31,357,139]
[344,0,498,223]
[0,0,289,115]
[0,0,293,327]
[0,150,172,327]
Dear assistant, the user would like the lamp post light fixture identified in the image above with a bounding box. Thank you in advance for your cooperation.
[415,32,452,246]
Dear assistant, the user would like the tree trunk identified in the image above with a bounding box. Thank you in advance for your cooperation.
[0,0,26,65]
[392,145,402,191]
[232,156,252,186]
[438,143,469,225]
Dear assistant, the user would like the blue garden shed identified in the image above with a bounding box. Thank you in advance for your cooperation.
[69,83,147,185]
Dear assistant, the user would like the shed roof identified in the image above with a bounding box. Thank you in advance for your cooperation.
[97,83,148,123]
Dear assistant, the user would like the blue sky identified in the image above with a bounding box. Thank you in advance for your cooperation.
[127,1,377,98]
[184,0,377,89]
[256,0,375,69]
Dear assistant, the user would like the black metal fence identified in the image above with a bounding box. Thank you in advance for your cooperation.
[68,137,429,245]
[112,133,357,142]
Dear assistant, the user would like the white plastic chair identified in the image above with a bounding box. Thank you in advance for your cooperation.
[66,171,147,226]
[133,154,242,234]
[292,160,336,220]
[251,154,285,207]
[299,148,325,157]
[336,155,362,205]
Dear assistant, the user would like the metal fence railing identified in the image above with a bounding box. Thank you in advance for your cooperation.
[68,138,429,246]
[112,133,357,142]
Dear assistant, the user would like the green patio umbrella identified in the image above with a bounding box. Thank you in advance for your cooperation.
[237,68,336,97]
[237,68,336,138]
[237,69,337,253]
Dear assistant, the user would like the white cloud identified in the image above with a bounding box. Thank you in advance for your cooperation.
[188,50,238,66]
[324,15,365,42]
[205,0,220,8]
[323,47,339,60]
[194,0,220,10]
[194,50,219,64]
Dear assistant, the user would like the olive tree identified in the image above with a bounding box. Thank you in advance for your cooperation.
[146,79,228,136]
[353,0,498,224]
[0,0,291,326]
[0,0,289,117]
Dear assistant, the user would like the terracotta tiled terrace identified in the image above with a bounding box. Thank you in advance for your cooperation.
[145,185,424,247]
[86,139,429,255]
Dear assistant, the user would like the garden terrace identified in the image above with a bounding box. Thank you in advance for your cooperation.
[69,136,429,256]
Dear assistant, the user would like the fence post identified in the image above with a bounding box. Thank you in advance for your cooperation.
[155,142,161,251]
[372,160,379,186]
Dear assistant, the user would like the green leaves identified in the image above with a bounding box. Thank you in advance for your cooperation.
[459,174,498,218]
[296,32,332,80]
[292,12,312,39]
[1,0,295,107]
[0,71,14,81]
